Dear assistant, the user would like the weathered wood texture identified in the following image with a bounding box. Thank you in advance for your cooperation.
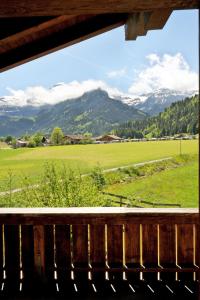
[72,224,88,281]
[159,224,176,281]
[0,208,197,224]
[90,225,105,280]
[125,9,172,40]
[55,225,71,282]
[0,0,198,16]
[0,209,198,296]
[0,14,126,72]
[107,225,123,280]
[125,224,140,280]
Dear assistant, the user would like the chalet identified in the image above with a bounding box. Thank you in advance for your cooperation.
[64,134,85,144]
[16,139,29,148]
[95,134,123,143]
[41,136,50,145]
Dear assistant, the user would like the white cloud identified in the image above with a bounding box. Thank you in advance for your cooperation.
[1,53,198,107]
[129,53,198,95]
[107,68,127,78]
[3,80,124,107]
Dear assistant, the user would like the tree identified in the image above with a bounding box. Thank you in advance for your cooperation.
[5,135,13,143]
[33,132,43,146]
[50,127,64,145]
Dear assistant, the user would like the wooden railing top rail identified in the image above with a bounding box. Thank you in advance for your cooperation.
[0,207,198,224]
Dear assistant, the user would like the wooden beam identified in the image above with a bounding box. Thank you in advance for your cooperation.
[0,17,54,40]
[125,9,172,40]
[125,13,149,40]
[0,14,126,72]
[147,8,173,29]
[0,0,199,17]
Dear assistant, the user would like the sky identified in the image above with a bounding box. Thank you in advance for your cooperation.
[0,9,199,106]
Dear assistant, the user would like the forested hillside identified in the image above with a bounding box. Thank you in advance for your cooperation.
[0,89,146,137]
[114,95,199,138]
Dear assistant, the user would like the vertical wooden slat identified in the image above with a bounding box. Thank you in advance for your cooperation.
[21,225,34,291]
[55,225,71,283]
[107,225,123,280]
[177,224,194,281]
[33,225,45,283]
[72,224,88,282]
[0,225,3,284]
[34,225,55,294]
[44,225,55,287]
[4,225,20,291]
[125,224,140,280]
[90,224,105,281]
[142,224,158,280]
[159,224,176,281]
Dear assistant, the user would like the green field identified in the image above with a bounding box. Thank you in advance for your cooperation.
[0,140,198,197]
[0,142,10,149]
[106,159,198,207]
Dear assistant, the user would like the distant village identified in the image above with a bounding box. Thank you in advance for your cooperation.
[0,126,198,149]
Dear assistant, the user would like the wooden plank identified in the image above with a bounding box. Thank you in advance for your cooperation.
[55,225,71,283]
[177,224,194,266]
[125,224,140,280]
[90,224,105,281]
[107,225,123,280]
[33,225,46,283]
[0,17,54,40]
[159,224,176,281]
[44,225,55,290]
[0,0,198,16]
[147,8,172,29]
[0,14,126,72]
[33,225,55,295]
[177,224,194,281]
[72,224,88,281]
[0,208,197,225]
[21,225,34,292]
[4,225,20,291]
[142,224,158,280]
[0,15,80,54]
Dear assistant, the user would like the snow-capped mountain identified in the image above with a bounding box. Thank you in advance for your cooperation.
[120,89,198,115]
[0,88,198,120]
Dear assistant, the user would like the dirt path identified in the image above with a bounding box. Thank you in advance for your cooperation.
[0,157,172,196]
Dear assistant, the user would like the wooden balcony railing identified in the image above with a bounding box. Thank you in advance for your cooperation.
[0,207,199,299]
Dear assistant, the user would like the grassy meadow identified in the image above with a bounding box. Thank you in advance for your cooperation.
[106,157,198,207]
[0,140,198,207]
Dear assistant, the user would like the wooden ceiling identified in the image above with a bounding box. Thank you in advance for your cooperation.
[0,0,199,73]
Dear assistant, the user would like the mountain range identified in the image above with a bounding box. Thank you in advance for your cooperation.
[0,88,197,137]
[119,88,197,115]
[114,94,199,138]
[0,89,146,137]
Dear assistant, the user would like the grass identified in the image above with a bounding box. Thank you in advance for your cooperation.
[106,157,198,207]
[0,140,198,192]
[0,142,10,149]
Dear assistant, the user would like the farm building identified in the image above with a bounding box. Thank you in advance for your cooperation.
[95,134,123,142]
[16,139,29,148]
[64,134,86,144]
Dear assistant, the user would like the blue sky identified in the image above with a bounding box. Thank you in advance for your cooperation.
[0,10,198,105]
